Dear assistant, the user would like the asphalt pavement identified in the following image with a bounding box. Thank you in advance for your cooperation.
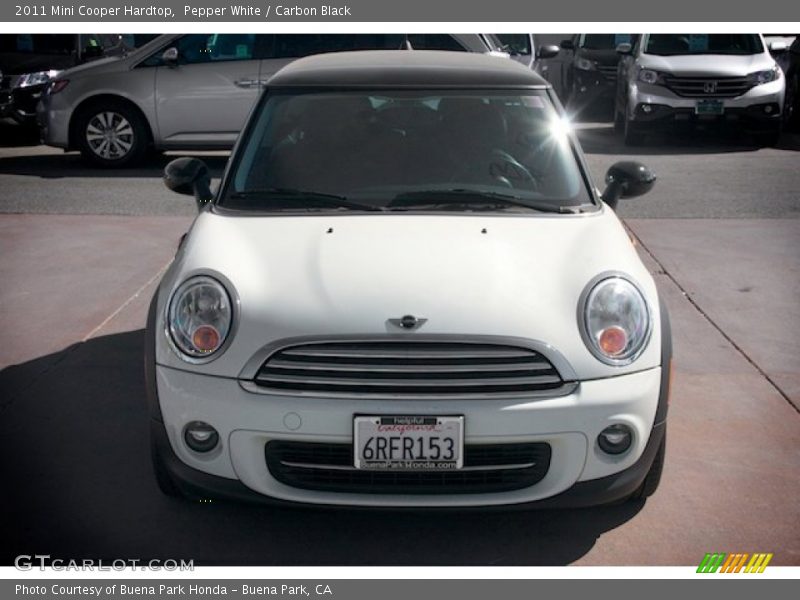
[1,117,798,566]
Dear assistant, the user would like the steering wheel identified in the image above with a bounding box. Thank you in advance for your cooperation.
[448,149,538,191]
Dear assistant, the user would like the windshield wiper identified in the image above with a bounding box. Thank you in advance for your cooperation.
[229,188,383,212]
[388,189,580,213]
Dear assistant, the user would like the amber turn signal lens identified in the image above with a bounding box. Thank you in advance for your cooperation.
[598,326,627,356]
[192,325,220,353]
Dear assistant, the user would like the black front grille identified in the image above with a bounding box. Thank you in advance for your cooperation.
[664,76,754,98]
[598,65,618,82]
[266,441,552,494]
[254,341,569,399]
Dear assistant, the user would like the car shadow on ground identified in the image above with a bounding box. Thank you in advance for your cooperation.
[0,330,645,566]
[0,148,229,180]
[574,122,800,155]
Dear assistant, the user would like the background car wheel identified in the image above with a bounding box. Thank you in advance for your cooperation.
[783,78,798,131]
[623,113,645,146]
[753,126,782,148]
[613,104,624,133]
[629,430,666,501]
[75,101,149,167]
[151,436,183,498]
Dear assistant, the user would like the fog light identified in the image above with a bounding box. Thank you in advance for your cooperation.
[184,421,219,453]
[641,104,653,114]
[763,105,774,114]
[598,424,633,455]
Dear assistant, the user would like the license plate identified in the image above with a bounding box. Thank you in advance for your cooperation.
[354,415,464,470]
[695,99,724,115]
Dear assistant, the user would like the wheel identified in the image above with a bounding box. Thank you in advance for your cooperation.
[74,100,149,167]
[623,112,645,146]
[783,76,798,131]
[629,430,666,501]
[753,126,781,148]
[613,104,624,132]
[151,434,183,498]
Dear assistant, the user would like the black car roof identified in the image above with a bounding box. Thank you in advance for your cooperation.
[267,50,550,89]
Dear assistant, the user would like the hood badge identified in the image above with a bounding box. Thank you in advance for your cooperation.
[388,315,427,331]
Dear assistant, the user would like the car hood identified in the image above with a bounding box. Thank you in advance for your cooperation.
[56,55,126,80]
[155,210,662,381]
[0,53,78,75]
[639,52,775,76]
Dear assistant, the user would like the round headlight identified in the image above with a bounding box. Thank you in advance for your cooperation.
[582,276,651,365]
[167,276,232,360]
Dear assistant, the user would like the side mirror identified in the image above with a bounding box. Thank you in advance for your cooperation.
[602,161,656,209]
[164,157,213,211]
[537,44,560,59]
[616,42,633,55]
[560,39,575,51]
[768,41,787,53]
[162,46,179,65]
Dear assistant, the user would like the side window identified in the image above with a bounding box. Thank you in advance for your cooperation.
[267,35,408,59]
[139,34,256,67]
[407,34,467,52]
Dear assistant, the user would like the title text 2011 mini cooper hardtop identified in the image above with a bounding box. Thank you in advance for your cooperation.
[146,51,670,508]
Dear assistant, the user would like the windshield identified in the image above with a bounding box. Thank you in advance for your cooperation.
[578,34,635,50]
[644,34,763,56]
[224,90,591,213]
[494,34,532,55]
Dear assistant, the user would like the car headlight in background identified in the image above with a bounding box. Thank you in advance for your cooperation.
[637,69,665,85]
[167,275,233,361]
[748,67,780,85]
[15,70,61,88]
[581,276,652,365]
[575,57,596,71]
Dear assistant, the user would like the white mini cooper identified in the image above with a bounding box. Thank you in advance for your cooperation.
[146,50,670,508]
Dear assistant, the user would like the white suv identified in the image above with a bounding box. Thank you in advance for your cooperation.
[614,34,786,146]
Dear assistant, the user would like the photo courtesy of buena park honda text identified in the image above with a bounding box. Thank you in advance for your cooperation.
[0,0,798,596]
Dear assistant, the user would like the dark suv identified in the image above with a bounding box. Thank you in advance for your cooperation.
[559,34,638,116]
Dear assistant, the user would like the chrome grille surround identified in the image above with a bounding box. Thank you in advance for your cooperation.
[663,75,755,98]
[241,335,578,400]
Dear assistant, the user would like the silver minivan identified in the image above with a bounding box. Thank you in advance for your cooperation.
[38,34,504,167]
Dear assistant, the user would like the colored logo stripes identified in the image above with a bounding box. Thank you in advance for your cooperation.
[697,552,773,573]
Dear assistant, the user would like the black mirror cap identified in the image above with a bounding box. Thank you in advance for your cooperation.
[537,44,560,59]
[560,39,575,51]
[602,161,656,209]
[164,157,214,207]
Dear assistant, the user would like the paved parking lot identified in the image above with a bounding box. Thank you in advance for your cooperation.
[1,118,799,566]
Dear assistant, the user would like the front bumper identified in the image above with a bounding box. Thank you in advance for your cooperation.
[152,363,664,508]
[626,79,785,131]
[571,70,616,103]
[36,90,71,148]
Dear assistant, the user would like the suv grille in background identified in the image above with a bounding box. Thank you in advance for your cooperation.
[598,65,618,82]
[254,341,570,398]
[664,76,754,98]
[265,441,552,494]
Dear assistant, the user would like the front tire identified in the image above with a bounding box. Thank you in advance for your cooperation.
[753,125,782,148]
[75,100,149,167]
[623,112,645,146]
